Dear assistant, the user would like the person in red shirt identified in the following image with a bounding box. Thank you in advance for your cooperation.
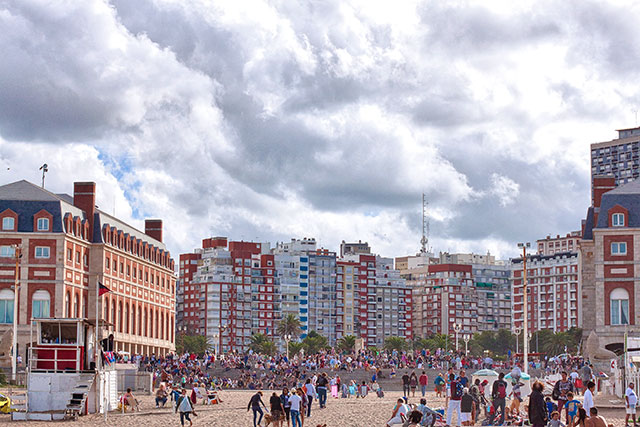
[419,371,429,397]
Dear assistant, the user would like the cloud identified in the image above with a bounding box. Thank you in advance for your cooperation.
[0,0,638,261]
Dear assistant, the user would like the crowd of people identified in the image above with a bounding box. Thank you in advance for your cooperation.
[107,348,633,427]
[381,364,619,427]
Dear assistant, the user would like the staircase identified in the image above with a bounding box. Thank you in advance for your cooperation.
[9,389,27,420]
[64,373,96,420]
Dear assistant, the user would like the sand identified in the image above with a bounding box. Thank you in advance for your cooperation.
[3,389,629,427]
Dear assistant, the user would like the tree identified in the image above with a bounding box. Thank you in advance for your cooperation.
[277,314,302,340]
[302,331,329,354]
[384,336,407,352]
[425,334,449,352]
[288,341,305,355]
[176,335,213,354]
[337,335,356,352]
[250,333,275,355]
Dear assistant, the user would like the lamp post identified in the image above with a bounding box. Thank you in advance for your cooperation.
[213,333,219,355]
[463,334,471,355]
[219,325,227,355]
[284,334,292,360]
[513,326,522,355]
[11,244,21,382]
[454,323,462,352]
[517,242,531,374]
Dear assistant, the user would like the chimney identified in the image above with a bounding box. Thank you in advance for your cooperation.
[145,219,163,242]
[592,176,616,208]
[73,182,96,242]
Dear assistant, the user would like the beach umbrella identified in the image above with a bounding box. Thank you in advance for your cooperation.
[505,372,532,397]
[471,369,499,399]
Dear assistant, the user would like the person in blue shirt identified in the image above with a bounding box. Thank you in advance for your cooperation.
[564,392,580,426]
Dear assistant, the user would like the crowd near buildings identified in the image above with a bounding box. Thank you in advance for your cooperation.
[1,126,640,357]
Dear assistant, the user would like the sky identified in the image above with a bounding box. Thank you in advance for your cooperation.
[1,0,640,261]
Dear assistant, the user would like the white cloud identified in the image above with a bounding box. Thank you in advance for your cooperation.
[1,0,639,260]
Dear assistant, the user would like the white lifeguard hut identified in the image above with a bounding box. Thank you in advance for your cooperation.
[12,318,118,421]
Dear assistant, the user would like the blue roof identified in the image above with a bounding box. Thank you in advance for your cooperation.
[596,179,640,228]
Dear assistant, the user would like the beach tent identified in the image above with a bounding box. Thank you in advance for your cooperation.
[505,371,532,398]
[471,369,499,400]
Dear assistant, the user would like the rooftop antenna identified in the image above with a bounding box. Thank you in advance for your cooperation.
[39,163,48,188]
[420,193,430,254]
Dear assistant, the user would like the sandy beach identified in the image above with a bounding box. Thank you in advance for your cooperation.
[2,389,629,427]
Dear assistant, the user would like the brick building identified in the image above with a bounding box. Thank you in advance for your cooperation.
[581,176,640,352]
[0,180,176,358]
[411,264,477,339]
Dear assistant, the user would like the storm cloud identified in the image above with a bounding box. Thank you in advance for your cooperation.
[1,0,638,259]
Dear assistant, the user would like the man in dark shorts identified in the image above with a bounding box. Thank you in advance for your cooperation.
[270,391,284,427]
[281,387,291,426]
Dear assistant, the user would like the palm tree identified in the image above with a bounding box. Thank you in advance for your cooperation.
[277,314,302,339]
[288,341,304,355]
[337,335,357,352]
[249,333,272,354]
[384,336,406,352]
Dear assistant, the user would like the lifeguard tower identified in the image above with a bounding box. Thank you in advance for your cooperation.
[12,318,118,421]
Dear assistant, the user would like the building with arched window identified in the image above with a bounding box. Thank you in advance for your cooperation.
[0,180,176,359]
[582,175,640,353]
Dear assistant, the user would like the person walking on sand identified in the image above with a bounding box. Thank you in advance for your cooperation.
[402,372,411,398]
[248,390,267,427]
[626,382,638,427]
[419,371,429,397]
[176,388,194,427]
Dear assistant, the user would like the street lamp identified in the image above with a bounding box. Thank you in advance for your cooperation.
[11,244,21,382]
[513,326,522,355]
[219,325,227,355]
[213,333,219,355]
[517,242,531,374]
[463,334,471,355]
[284,334,292,360]
[453,323,462,352]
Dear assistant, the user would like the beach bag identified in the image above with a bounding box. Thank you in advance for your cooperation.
[575,378,583,389]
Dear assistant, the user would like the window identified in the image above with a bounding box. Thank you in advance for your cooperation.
[32,290,51,318]
[37,218,49,231]
[611,288,630,325]
[67,248,72,261]
[35,246,50,259]
[0,246,15,258]
[613,213,625,227]
[611,242,627,255]
[2,217,14,230]
[0,289,14,323]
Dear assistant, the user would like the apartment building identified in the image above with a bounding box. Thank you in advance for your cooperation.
[412,264,477,339]
[0,180,176,357]
[473,264,512,331]
[590,127,640,195]
[307,249,338,346]
[536,231,582,256]
[511,251,580,333]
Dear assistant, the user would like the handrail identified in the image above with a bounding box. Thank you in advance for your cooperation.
[28,346,82,372]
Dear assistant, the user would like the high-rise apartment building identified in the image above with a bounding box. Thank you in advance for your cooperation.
[340,240,371,257]
[0,180,176,358]
[339,253,412,347]
[591,127,640,195]
[473,264,512,331]
[511,251,580,333]
[412,264,477,339]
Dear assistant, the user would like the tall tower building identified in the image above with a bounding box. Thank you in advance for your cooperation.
[591,127,640,199]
